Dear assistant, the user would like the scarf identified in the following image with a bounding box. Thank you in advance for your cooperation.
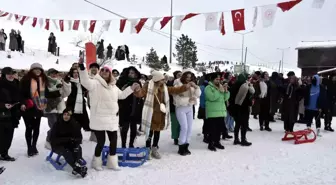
[259,81,267,98]
[70,78,83,114]
[141,80,170,139]
[31,77,47,110]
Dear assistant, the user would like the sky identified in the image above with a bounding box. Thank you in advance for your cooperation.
[0,0,335,71]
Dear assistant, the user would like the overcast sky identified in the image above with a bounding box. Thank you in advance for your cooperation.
[0,0,335,71]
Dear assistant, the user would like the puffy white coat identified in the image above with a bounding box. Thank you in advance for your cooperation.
[46,79,72,114]
[79,69,133,132]
[173,79,201,107]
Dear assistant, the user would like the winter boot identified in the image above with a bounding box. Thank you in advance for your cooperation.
[247,127,252,132]
[72,162,88,178]
[32,145,39,156]
[240,139,252,146]
[173,139,178,145]
[185,143,191,155]
[317,128,322,137]
[107,155,121,171]
[203,134,209,144]
[91,156,103,171]
[265,127,272,132]
[0,154,15,162]
[233,139,241,145]
[222,133,233,140]
[208,142,216,152]
[44,141,51,150]
[214,142,225,150]
[151,147,161,159]
[27,147,34,157]
[178,145,187,156]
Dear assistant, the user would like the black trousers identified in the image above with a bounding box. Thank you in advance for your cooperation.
[202,119,209,135]
[73,113,90,131]
[53,145,83,169]
[120,120,137,148]
[0,122,15,156]
[146,130,160,148]
[23,116,41,149]
[94,131,117,157]
[324,105,334,127]
[259,99,270,128]
[305,109,321,129]
[206,117,223,144]
[234,108,249,141]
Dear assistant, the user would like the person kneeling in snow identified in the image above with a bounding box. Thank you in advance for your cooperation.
[50,108,87,178]
[77,58,139,171]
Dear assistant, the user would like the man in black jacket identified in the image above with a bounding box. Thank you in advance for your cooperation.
[325,75,336,131]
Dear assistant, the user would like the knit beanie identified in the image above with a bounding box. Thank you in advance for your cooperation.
[151,70,165,82]
[30,63,43,70]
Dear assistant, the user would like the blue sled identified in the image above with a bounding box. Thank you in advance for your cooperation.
[46,151,86,170]
[101,147,148,168]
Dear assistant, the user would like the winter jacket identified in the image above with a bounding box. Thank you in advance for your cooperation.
[45,77,71,114]
[66,80,87,114]
[303,76,327,110]
[205,82,230,118]
[0,78,21,127]
[16,34,22,51]
[48,36,56,53]
[79,67,134,132]
[9,32,17,51]
[50,116,82,148]
[199,84,207,109]
[173,79,201,107]
[106,45,113,58]
[0,32,6,44]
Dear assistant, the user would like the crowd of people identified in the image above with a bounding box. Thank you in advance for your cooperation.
[0,58,335,178]
[0,29,24,52]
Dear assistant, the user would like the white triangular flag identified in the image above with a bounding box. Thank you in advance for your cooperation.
[252,7,258,27]
[261,4,277,28]
[7,13,13,21]
[204,12,218,31]
[150,17,160,31]
[173,15,184,30]
[103,20,111,31]
[68,20,72,30]
[312,0,325,9]
[130,19,138,34]
[39,18,44,28]
[52,19,59,30]
[82,20,88,31]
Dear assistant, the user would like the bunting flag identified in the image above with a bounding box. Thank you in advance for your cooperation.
[174,13,198,30]
[19,16,28,25]
[38,18,43,28]
[160,16,172,29]
[102,20,111,31]
[0,12,9,17]
[45,19,50,30]
[277,0,302,12]
[120,19,126,33]
[219,12,225,35]
[52,19,59,30]
[14,14,20,21]
[150,17,160,31]
[59,20,64,32]
[130,19,137,34]
[231,9,245,31]
[261,5,277,28]
[312,0,325,9]
[204,13,218,31]
[135,18,148,33]
[67,20,72,30]
[88,20,96,33]
[252,7,258,27]
[7,13,13,21]
[73,20,80,30]
[82,20,88,31]
[32,17,37,27]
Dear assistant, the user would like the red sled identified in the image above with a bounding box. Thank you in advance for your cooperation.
[282,129,316,144]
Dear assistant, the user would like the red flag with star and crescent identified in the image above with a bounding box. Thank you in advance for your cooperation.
[231,9,245,32]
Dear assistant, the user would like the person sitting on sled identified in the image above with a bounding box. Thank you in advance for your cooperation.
[50,108,87,178]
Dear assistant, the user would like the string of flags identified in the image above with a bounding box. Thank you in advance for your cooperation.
[0,0,326,34]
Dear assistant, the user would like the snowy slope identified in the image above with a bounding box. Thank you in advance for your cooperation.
[1,116,336,185]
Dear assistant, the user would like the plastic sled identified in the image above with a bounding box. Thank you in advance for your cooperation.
[101,146,148,168]
[282,129,316,144]
[46,151,86,170]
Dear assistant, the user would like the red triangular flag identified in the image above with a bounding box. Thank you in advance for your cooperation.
[32,17,37,27]
[231,9,246,31]
[14,14,20,21]
[0,12,9,17]
[182,13,199,21]
[59,20,64,32]
[277,0,302,12]
[45,19,50,30]
[73,20,80,30]
[19,16,27,25]
[88,20,96,33]
[120,19,127,33]
[160,16,172,29]
[219,13,225,35]
[135,18,148,33]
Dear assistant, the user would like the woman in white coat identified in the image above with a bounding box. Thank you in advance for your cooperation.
[78,59,139,171]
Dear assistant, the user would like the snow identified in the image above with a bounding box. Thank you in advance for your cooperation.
[296,41,336,50]
[1,116,336,185]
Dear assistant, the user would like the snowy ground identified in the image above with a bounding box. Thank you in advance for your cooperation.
[1,116,336,185]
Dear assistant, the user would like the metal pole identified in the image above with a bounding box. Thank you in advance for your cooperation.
[244,47,247,73]
[169,0,173,64]
[281,50,284,73]
[278,60,281,73]
[241,35,244,65]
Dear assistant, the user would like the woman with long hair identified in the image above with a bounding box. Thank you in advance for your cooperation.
[173,70,201,156]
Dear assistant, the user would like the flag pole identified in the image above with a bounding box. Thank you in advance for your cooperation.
[169,0,173,64]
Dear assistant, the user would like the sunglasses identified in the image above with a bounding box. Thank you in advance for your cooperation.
[101,69,110,73]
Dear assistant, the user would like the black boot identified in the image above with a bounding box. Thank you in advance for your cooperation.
[27,147,34,157]
[32,145,39,156]
[247,127,252,132]
[241,139,252,146]
[185,143,191,155]
[325,126,334,132]
[174,139,178,145]
[203,135,209,144]
[208,142,216,152]
[214,142,225,150]
[253,115,258,119]
[178,144,187,156]
[222,133,233,140]
[233,138,241,145]
[0,154,15,161]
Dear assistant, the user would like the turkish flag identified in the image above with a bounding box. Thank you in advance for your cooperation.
[32,17,37,27]
[88,20,96,33]
[160,16,172,29]
[120,19,127,33]
[135,18,148,33]
[73,20,80,30]
[277,0,302,12]
[45,19,50,30]
[19,16,27,25]
[231,9,245,31]
[59,20,64,32]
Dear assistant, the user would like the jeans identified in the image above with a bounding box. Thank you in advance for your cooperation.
[225,113,234,131]
[176,106,193,145]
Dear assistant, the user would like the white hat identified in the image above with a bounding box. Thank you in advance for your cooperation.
[151,70,165,82]
[30,63,43,70]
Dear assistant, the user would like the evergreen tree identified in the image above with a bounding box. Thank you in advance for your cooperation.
[161,55,170,72]
[146,47,161,70]
[175,34,198,69]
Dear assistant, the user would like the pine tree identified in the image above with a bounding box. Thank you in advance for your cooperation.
[175,34,198,69]
[161,55,171,72]
[146,47,161,70]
